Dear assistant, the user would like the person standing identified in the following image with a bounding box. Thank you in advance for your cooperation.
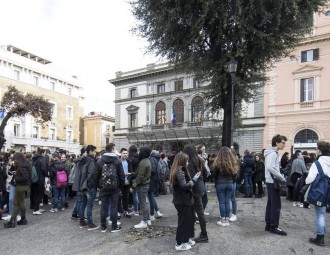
[96,143,125,233]
[149,150,163,220]
[291,150,307,207]
[127,145,140,216]
[242,150,255,198]
[30,148,48,215]
[120,148,132,218]
[196,144,210,214]
[254,153,265,198]
[264,134,288,236]
[4,153,31,228]
[306,141,330,246]
[212,147,239,226]
[182,144,208,243]
[79,145,99,230]
[169,152,199,251]
[133,147,152,229]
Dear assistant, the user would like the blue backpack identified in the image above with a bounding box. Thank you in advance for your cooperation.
[307,161,330,207]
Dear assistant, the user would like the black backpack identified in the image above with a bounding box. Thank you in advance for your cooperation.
[100,163,118,190]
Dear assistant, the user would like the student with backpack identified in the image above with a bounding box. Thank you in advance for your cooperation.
[96,143,125,233]
[306,141,330,246]
[49,155,68,212]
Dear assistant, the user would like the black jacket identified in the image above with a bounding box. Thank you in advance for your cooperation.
[13,163,31,187]
[80,155,97,191]
[254,161,265,182]
[243,154,255,174]
[149,152,160,193]
[32,154,48,185]
[72,157,86,192]
[96,152,125,196]
[172,167,194,206]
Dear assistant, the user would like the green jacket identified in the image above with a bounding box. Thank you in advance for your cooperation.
[134,158,151,187]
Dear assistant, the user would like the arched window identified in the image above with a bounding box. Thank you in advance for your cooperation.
[173,99,184,123]
[155,101,166,124]
[191,96,204,122]
[294,129,318,143]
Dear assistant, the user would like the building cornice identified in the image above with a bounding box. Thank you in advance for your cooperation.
[83,115,115,122]
[299,32,330,46]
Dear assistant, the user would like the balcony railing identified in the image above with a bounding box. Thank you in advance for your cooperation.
[300,101,313,108]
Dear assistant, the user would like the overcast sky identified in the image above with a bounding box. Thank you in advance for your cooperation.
[0,0,158,116]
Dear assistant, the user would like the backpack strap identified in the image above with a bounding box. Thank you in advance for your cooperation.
[314,160,325,176]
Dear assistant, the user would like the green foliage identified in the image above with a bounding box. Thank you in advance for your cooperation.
[131,0,326,145]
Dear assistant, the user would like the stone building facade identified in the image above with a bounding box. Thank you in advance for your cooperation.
[264,9,330,153]
[82,112,115,151]
[0,44,84,154]
[110,63,265,154]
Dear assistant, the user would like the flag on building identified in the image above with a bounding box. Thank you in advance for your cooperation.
[171,108,176,126]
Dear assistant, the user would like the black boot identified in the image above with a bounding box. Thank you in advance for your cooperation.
[17,217,27,225]
[193,232,208,243]
[4,218,16,228]
[309,235,324,246]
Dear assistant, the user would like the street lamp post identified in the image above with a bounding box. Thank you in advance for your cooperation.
[227,57,238,147]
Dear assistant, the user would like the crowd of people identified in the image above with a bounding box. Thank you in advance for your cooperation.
[0,136,329,250]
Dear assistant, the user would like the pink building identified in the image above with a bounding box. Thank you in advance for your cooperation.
[264,9,330,153]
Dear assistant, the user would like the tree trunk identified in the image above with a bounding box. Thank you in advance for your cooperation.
[221,95,232,147]
[0,113,12,150]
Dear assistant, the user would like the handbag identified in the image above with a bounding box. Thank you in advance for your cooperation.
[271,174,286,191]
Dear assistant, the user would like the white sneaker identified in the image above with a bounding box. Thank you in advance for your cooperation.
[39,209,45,213]
[39,203,44,207]
[175,243,192,251]
[49,208,58,213]
[293,202,298,207]
[204,211,210,216]
[147,220,152,226]
[217,220,228,227]
[150,215,155,221]
[131,211,139,216]
[2,215,11,221]
[188,239,196,246]
[33,211,42,215]
[134,221,148,229]
[298,203,304,208]
[156,211,163,218]
[16,215,21,221]
[229,214,237,222]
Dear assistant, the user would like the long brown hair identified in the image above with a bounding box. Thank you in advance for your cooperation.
[169,152,190,185]
[213,147,239,175]
[12,152,32,177]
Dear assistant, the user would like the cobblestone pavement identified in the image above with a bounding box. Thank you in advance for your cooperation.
[1,190,329,255]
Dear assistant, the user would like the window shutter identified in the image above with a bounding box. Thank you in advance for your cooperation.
[313,49,319,61]
[300,79,305,102]
[301,51,307,63]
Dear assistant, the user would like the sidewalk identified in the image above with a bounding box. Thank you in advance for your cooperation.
[1,191,329,255]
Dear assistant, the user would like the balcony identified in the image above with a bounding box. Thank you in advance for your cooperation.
[300,101,313,108]
[151,124,165,130]
[128,127,139,132]
[188,121,203,127]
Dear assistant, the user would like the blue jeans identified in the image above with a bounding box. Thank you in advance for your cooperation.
[244,173,253,196]
[9,184,15,215]
[215,182,233,218]
[231,182,237,215]
[137,185,150,222]
[72,193,82,217]
[133,189,139,212]
[80,188,96,224]
[148,191,159,216]
[315,206,326,235]
[52,185,66,209]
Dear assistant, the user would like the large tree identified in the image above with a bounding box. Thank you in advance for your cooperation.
[0,86,53,149]
[131,0,326,146]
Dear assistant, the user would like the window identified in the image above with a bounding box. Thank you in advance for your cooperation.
[130,113,137,127]
[112,126,115,132]
[106,137,110,144]
[130,88,137,98]
[33,76,39,86]
[191,96,204,122]
[14,70,20,81]
[50,81,55,91]
[157,84,165,93]
[155,101,166,124]
[68,87,72,96]
[32,126,39,138]
[14,124,20,137]
[300,78,314,102]
[66,106,73,119]
[49,128,55,140]
[174,80,183,91]
[66,130,72,142]
[294,129,318,143]
[50,103,56,117]
[193,78,202,88]
[301,49,319,63]
[173,99,184,123]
